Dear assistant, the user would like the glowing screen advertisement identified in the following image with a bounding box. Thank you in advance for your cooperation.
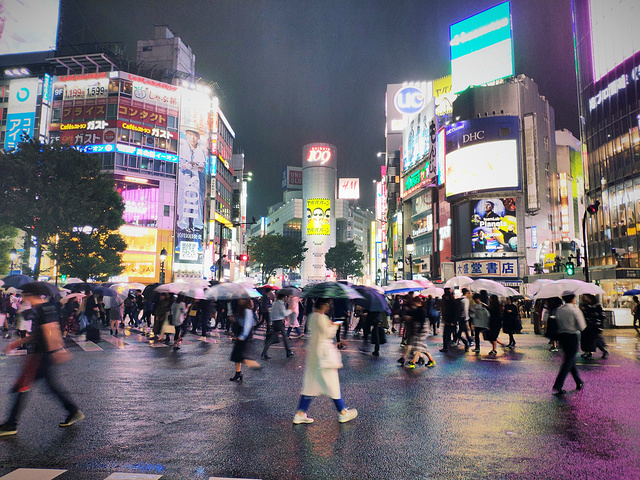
[450,1,514,94]
[4,77,39,150]
[0,0,60,55]
[445,116,519,198]
[471,197,517,253]
[175,88,210,265]
[306,198,330,236]
[402,99,436,173]
[303,143,336,169]
[589,0,640,82]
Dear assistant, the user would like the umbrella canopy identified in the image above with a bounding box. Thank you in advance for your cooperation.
[0,280,4,287]
[444,276,474,288]
[91,286,118,297]
[413,279,435,289]
[623,289,640,296]
[280,286,302,297]
[5,287,20,294]
[143,283,161,301]
[2,274,35,288]
[206,282,258,301]
[154,283,185,295]
[60,292,85,305]
[505,286,522,297]
[63,278,84,285]
[383,280,424,295]
[530,279,555,295]
[353,285,391,313]
[470,279,510,296]
[420,287,445,298]
[112,282,146,293]
[63,282,97,293]
[183,287,208,300]
[301,282,364,300]
[19,281,60,297]
[534,279,605,299]
[258,284,280,291]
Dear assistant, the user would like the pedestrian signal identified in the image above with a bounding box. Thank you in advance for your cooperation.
[60,274,67,283]
[565,262,575,276]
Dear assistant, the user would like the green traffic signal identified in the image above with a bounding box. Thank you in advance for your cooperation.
[60,274,67,283]
[565,262,575,276]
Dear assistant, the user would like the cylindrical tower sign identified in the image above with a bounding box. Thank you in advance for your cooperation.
[302,143,337,284]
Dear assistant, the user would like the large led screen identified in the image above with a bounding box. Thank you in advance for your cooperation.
[0,0,60,56]
[589,0,640,82]
[471,197,517,253]
[445,116,519,198]
[450,1,514,94]
[306,198,330,236]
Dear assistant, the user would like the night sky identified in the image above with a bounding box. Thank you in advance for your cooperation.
[65,0,578,220]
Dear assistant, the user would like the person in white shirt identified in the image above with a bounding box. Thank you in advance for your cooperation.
[552,292,587,395]
[261,292,294,359]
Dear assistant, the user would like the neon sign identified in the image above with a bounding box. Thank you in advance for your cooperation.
[306,146,332,165]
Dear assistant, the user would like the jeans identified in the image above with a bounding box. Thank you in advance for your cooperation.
[6,358,78,427]
[262,320,291,355]
[553,332,582,390]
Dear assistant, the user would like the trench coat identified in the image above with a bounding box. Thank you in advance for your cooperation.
[301,311,342,399]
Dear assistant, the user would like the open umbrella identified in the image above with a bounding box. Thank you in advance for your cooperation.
[530,279,554,295]
[206,282,258,300]
[2,274,35,289]
[60,292,85,305]
[420,287,445,298]
[63,282,97,293]
[182,287,208,300]
[143,283,161,301]
[383,280,424,295]
[91,286,118,297]
[155,283,185,295]
[534,279,605,299]
[19,281,60,297]
[353,285,390,313]
[280,286,302,297]
[470,279,510,296]
[623,289,640,296]
[0,279,4,287]
[63,278,84,285]
[413,279,435,289]
[444,275,474,288]
[301,282,363,300]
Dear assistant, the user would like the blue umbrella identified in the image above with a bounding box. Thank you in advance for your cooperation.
[623,289,640,296]
[91,286,118,297]
[2,274,34,288]
[354,286,391,314]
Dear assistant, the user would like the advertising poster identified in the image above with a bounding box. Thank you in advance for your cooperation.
[306,198,330,236]
[174,88,210,264]
[402,99,435,173]
[471,197,517,253]
[4,77,39,150]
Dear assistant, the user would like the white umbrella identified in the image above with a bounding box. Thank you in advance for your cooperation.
[60,292,85,305]
[534,279,605,299]
[178,279,211,289]
[0,280,3,287]
[384,280,424,294]
[155,283,186,295]
[420,287,445,298]
[444,275,474,288]
[206,282,255,300]
[183,287,208,300]
[505,287,522,297]
[470,279,510,296]
[530,279,554,295]
[63,278,84,285]
[112,282,146,293]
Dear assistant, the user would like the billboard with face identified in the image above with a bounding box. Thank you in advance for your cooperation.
[471,197,517,253]
[450,1,514,94]
[306,198,330,236]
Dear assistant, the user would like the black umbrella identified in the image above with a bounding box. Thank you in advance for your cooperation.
[280,286,302,297]
[354,286,391,314]
[63,282,97,293]
[91,286,118,297]
[20,281,60,297]
[143,283,161,301]
[2,274,35,288]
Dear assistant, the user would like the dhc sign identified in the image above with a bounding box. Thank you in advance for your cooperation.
[394,86,425,115]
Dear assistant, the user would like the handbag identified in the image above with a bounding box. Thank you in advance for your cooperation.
[319,345,343,369]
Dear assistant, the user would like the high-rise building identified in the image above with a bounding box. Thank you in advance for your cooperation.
[137,26,196,78]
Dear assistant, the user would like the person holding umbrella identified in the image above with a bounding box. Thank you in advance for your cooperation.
[261,291,294,359]
[293,298,357,425]
[229,298,261,381]
[552,292,587,395]
[0,282,83,437]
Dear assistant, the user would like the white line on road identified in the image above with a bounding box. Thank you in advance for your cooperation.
[0,469,66,480]
[70,335,103,351]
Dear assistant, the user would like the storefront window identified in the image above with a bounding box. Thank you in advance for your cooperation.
[120,226,158,253]
[117,181,159,228]
[121,252,156,279]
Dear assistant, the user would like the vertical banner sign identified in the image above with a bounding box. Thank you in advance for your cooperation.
[306,198,331,235]
[524,114,539,211]
[175,88,210,265]
[559,172,570,240]
[5,78,39,150]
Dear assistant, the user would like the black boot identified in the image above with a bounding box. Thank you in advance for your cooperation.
[229,371,243,381]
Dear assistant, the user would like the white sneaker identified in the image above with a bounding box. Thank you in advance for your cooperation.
[293,412,314,425]
[338,408,358,423]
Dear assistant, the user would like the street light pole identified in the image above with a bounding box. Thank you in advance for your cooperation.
[406,236,414,280]
[159,248,167,284]
[582,200,600,283]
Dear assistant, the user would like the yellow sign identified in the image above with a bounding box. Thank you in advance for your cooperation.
[306,198,330,235]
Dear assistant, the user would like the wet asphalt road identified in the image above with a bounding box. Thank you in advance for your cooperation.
[0,323,639,480]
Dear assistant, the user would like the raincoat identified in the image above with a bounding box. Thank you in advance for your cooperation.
[301,311,342,399]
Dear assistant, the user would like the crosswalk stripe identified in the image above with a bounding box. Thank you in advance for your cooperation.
[70,336,103,352]
[104,474,162,479]
[0,469,66,480]
[101,335,128,349]
[209,477,261,480]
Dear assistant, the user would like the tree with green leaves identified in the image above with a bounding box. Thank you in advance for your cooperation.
[247,234,307,284]
[0,139,126,279]
[325,241,364,280]
[0,225,19,274]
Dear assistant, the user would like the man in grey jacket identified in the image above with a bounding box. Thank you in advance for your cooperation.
[262,292,294,359]
[552,292,587,395]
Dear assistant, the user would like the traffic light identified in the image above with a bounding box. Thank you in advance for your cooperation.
[60,274,67,283]
[565,261,575,276]
[239,254,248,262]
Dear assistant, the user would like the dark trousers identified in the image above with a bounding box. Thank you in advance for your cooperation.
[456,320,471,346]
[6,360,77,427]
[262,320,291,355]
[442,323,456,350]
[554,333,582,390]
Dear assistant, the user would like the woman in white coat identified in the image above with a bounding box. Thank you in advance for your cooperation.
[293,298,358,425]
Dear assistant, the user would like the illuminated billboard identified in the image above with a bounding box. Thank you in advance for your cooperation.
[303,143,336,169]
[589,0,640,82]
[0,0,60,56]
[445,116,519,198]
[386,82,432,134]
[338,178,360,200]
[4,77,39,150]
[470,197,517,253]
[282,166,303,190]
[306,198,330,235]
[450,1,514,94]
[402,99,436,173]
